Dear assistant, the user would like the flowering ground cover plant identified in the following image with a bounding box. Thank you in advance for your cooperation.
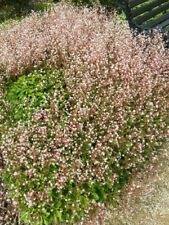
[0,4,169,225]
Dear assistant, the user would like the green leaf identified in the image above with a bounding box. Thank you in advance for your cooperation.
[55,210,63,222]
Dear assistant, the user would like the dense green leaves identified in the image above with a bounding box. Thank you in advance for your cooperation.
[4,69,66,123]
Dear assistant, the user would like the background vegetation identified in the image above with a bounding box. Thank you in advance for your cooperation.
[0,0,122,23]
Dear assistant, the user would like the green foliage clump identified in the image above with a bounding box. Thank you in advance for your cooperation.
[0,0,53,23]
[0,0,32,21]
[5,69,65,123]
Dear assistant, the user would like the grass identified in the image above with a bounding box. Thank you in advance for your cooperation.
[0,0,54,24]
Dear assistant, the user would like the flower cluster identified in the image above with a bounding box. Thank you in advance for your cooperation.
[0,3,169,224]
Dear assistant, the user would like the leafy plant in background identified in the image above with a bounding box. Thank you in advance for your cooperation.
[0,0,32,20]
[56,0,121,11]
[0,0,53,23]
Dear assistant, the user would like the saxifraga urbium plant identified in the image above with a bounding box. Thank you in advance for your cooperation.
[0,4,169,225]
